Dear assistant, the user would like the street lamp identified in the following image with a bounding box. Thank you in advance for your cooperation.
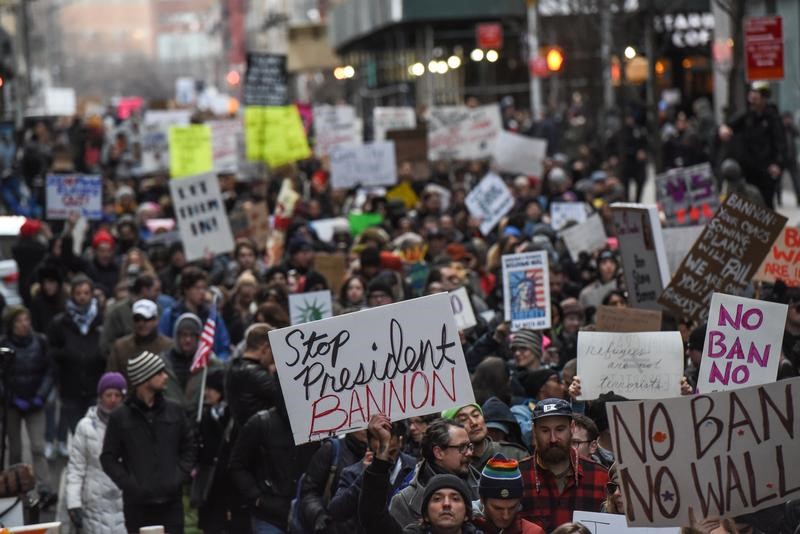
[470,48,484,62]
[447,55,462,69]
[624,46,637,60]
[486,50,499,62]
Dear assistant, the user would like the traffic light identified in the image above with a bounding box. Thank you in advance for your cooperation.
[546,47,564,72]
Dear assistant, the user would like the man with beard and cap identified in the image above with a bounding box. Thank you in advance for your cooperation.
[473,454,544,534]
[519,399,608,532]
[107,298,172,380]
[441,403,528,470]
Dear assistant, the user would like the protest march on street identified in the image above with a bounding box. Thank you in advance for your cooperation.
[2,2,800,534]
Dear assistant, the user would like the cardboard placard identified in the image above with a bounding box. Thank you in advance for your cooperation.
[45,174,102,220]
[595,306,662,333]
[754,227,800,286]
[449,287,477,330]
[330,141,398,189]
[245,201,270,249]
[607,377,800,527]
[611,204,670,310]
[169,172,235,262]
[550,202,588,231]
[268,293,475,444]
[313,252,348,295]
[136,110,191,175]
[465,173,514,235]
[244,53,289,107]
[572,511,680,533]
[502,251,551,331]
[313,105,362,157]
[577,331,684,400]
[427,105,502,161]
[492,130,547,177]
[387,126,428,164]
[309,217,349,243]
[697,293,787,393]
[373,107,417,141]
[289,290,333,325]
[560,213,608,262]
[209,119,241,174]
[661,225,704,276]
[168,125,213,179]
[658,193,786,322]
[245,106,311,168]
[656,163,719,227]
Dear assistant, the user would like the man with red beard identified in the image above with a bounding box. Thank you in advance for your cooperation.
[518,399,608,532]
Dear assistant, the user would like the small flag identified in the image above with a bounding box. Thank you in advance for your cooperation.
[190,299,217,373]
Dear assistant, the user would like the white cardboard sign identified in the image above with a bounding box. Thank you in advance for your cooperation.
[313,105,362,157]
[492,130,547,176]
[209,119,242,174]
[577,331,684,400]
[45,174,102,220]
[169,172,235,262]
[502,251,551,331]
[607,377,800,527]
[136,110,192,175]
[268,293,475,444]
[572,511,680,533]
[550,202,588,231]
[289,290,334,325]
[329,141,398,189]
[465,173,514,235]
[449,287,477,330]
[373,107,417,141]
[560,213,608,262]
[661,225,704,275]
[427,104,502,161]
[697,293,787,393]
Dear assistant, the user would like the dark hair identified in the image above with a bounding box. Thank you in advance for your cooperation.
[132,273,156,294]
[234,238,257,257]
[550,523,591,534]
[601,289,627,306]
[421,419,463,464]
[179,266,207,293]
[339,275,366,306]
[254,302,290,328]
[257,282,289,310]
[572,413,599,442]
[471,356,512,406]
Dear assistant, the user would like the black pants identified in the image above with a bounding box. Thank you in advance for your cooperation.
[748,171,776,210]
[124,499,184,534]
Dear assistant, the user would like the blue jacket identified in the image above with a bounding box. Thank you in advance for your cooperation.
[159,301,231,360]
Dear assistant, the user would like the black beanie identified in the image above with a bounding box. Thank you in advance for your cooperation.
[421,474,473,518]
[521,368,558,399]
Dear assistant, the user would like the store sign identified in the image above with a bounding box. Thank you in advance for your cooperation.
[476,23,503,50]
[654,12,714,48]
[745,16,784,81]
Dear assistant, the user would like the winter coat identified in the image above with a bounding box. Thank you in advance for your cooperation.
[472,515,544,534]
[28,290,66,334]
[0,333,55,404]
[84,258,119,299]
[159,300,231,360]
[107,332,173,381]
[65,406,125,534]
[99,297,135,357]
[47,310,105,401]
[224,355,282,427]
[162,348,222,420]
[11,238,48,305]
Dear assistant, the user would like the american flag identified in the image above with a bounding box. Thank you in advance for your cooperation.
[190,301,217,373]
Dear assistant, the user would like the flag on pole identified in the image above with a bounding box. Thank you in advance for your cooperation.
[191,299,217,373]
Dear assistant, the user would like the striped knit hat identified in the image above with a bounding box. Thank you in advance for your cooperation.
[479,453,523,499]
[127,351,166,388]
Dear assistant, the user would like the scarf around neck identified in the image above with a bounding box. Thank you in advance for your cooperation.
[66,298,99,335]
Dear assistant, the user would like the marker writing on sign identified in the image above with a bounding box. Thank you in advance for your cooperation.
[706,303,771,386]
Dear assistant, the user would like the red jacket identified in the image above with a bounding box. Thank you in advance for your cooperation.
[473,515,545,534]
[519,448,609,532]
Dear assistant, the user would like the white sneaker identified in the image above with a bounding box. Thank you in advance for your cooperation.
[44,442,55,460]
[57,441,69,458]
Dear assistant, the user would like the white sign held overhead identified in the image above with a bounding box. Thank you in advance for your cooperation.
[502,251,551,331]
[46,174,102,220]
[373,107,417,141]
[449,287,477,330]
[313,105,362,157]
[427,104,502,161]
[560,213,608,262]
[492,130,547,177]
[572,511,680,534]
[289,290,334,325]
[465,173,514,235]
[550,202,588,231]
[329,141,398,189]
[268,293,475,444]
[209,119,242,174]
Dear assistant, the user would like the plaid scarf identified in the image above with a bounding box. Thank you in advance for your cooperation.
[66,298,98,335]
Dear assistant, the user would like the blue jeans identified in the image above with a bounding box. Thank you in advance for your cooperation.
[251,518,284,534]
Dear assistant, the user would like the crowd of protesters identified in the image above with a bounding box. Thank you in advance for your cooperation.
[0,86,799,534]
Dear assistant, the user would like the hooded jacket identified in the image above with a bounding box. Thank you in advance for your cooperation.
[0,307,54,403]
[159,300,231,360]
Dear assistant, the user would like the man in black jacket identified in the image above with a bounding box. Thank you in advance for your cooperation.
[101,350,197,534]
[225,323,281,427]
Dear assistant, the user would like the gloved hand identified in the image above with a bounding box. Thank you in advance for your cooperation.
[31,396,44,408]
[313,515,331,534]
[12,397,30,412]
[68,507,83,529]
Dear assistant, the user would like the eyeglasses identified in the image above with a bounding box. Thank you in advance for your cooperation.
[133,315,154,322]
[571,439,590,447]
[606,482,619,494]
[441,442,474,454]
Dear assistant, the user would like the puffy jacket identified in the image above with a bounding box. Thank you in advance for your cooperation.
[107,332,173,380]
[224,356,282,427]
[100,394,197,506]
[47,311,105,400]
[0,333,55,403]
[159,300,231,360]
[65,406,125,533]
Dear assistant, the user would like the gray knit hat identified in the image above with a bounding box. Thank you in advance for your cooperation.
[509,329,542,355]
[127,350,166,388]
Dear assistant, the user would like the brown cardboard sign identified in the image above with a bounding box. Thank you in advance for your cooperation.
[595,305,662,333]
[313,252,348,296]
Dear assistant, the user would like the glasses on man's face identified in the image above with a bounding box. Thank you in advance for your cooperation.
[571,439,590,447]
[606,482,619,494]
[442,442,474,455]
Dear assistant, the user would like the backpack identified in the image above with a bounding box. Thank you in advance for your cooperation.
[288,438,341,534]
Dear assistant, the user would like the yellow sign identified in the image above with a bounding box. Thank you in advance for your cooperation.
[386,181,419,210]
[244,106,311,168]
[168,124,213,179]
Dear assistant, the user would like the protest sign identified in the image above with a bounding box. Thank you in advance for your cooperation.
[244,53,288,107]
[607,377,800,527]
[502,251,551,331]
[662,225,703,275]
[492,130,547,177]
[658,193,786,322]
[373,107,417,141]
[577,331,683,400]
[46,174,102,220]
[656,163,719,227]
[572,511,680,534]
[313,105,362,157]
[168,124,213,179]
[387,126,428,164]
[449,287,477,330]
[550,202,588,231]
[697,293,787,393]
[245,201,270,248]
[595,306,662,333]
[169,172,235,262]
[611,204,670,310]
[309,217,349,243]
[313,252,348,295]
[755,227,800,286]
[289,290,333,325]
[136,110,191,175]
[245,106,311,168]
[208,119,241,174]
[330,141,397,189]
[348,213,384,236]
[428,105,502,161]
[386,181,420,210]
[268,293,474,444]
[465,173,514,235]
[560,213,608,262]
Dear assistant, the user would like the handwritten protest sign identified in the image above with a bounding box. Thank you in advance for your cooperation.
[550,202,588,231]
[450,287,477,330]
[168,124,213,179]
[169,172,234,262]
[611,204,670,310]
[595,306,662,333]
[465,173,514,235]
[268,293,474,444]
[560,213,608,262]
[313,105,362,157]
[136,110,191,175]
[244,53,288,107]
[428,105,502,161]
[608,377,800,527]
[209,119,241,174]
[245,106,311,168]
[502,251,551,331]
[46,174,102,220]
[572,511,680,534]
[373,107,416,141]
[658,193,786,322]
[656,162,719,227]
[289,290,333,325]
[330,141,397,189]
[755,227,800,286]
[697,293,787,393]
[577,331,683,400]
[492,130,547,177]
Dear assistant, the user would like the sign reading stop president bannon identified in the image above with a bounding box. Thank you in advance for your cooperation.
[268,293,474,445]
